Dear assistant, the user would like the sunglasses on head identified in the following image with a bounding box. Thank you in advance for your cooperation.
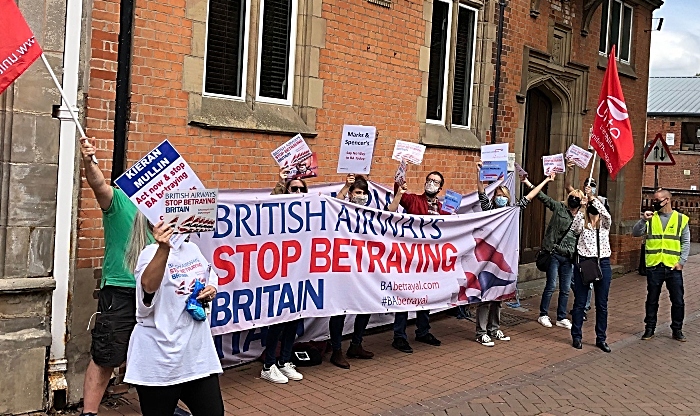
[289,186,305,193]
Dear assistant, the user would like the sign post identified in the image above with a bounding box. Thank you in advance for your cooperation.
[644,133,676,189]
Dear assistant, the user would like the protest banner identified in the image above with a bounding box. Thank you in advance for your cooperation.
[337,125,377,174]
[543,154,566,175]
[114,140,205,224]
[480,144,509,181]
[288,152,319,179]
[565,144,593,169]
[192,193,519,335]
[442,190,462,214]
[394,159,407,186]
[271,134,313,168]
[164,189,218,234]
[391,140,426,165]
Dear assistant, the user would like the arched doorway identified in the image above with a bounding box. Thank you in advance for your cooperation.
[520,88,552,263]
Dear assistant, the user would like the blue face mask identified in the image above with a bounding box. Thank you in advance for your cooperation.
[494,196,509,207]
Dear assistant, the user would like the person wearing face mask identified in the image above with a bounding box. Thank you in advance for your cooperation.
[475,162,556,346]
[386,170,449,353]
[260,167,307,384]
[570,187,612,352]
[533,182,584,330]
[327,174,375,368]
[632,188,690,342]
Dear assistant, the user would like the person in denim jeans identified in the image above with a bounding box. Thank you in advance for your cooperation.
[570,189,613,352]
[534,186,583,329]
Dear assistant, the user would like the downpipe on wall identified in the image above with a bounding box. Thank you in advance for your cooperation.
[490,0,507,144]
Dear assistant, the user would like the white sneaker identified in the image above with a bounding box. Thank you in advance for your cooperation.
[491,330,510,341]
[538,316,553,328]
[261,364,288,384]
[476,334,495,347]
[278,362,303,381]
[556,319,572,329]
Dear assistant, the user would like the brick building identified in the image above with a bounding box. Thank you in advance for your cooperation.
[0,0,662,412]
[645,77,700,190]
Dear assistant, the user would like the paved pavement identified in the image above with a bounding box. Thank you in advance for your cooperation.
[89,252,700,416]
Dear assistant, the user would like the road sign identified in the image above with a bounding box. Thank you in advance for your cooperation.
[644,133,676,166]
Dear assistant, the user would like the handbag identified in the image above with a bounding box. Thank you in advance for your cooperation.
[578,228,602,285]
[536,221,573,272]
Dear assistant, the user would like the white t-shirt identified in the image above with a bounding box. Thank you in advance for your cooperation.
[124,241,222,386]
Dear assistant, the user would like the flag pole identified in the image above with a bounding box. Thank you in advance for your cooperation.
[40,53,98,164]
[587,125,595,183]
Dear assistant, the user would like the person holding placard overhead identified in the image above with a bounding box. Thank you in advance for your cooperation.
[79,138,151,416]
[530,173,584,330]
[386,170,448,353]
[475,162,556,346]
[259,167,307,383]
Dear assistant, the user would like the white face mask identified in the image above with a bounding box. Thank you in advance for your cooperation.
[424,182,440,195]
[590,187,597,195]
[351,194,368,205]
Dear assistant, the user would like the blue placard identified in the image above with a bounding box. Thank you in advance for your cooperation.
[442,190,462,214]
[479,161,508,182]
[114,140,181,197]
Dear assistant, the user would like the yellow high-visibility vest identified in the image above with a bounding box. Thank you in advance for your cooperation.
[645,211,689,267]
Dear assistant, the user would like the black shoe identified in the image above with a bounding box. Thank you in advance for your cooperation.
[596,342,611,353]
[583,312,587,321]
[641,328,655,340]
[415,333,441,346]
[392,338,413,353]
[572,339,582,349]
[673,330,687,342]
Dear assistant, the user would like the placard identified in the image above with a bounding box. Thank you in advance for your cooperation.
[507,153,515,172]
[442,190,462,214]
[164,189,218,234]
[271,134,312,167]
[394,159,407,186]
[565,144,594,169]
[337,125,376,174]
[543,154,566,175]
[288,153,319,179]
[391,140,426,165]
[480,144,509,181]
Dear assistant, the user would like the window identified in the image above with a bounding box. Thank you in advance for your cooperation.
[257,0,298,104]
[451,5,477,127]
[681,122,700,151]
[204,0,250,99]
[599,0,633,63]
[426,0,451,123]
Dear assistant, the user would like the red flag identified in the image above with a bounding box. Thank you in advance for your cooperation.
[0,0,43,95]
[590,45,634,180]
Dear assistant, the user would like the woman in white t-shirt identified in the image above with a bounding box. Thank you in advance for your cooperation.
[124,213,223,416]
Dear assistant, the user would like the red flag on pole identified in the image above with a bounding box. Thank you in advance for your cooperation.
[590,45,634,180]
[0,0,44,95]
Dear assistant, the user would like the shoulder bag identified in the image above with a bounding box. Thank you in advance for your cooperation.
[578,227,602,285]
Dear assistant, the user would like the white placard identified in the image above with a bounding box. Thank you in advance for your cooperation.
[391,140,426,165]
[164,189,218,234]
[337,125,377,174]
[507,153,515,172]
[666,133,675,146]
[565,144,594,169]
[543,154,566,175]
[271,134,312,167]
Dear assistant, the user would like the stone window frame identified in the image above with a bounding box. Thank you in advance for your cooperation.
[595,0,637,79]
[185,0,322,136]
[420,0,489,150]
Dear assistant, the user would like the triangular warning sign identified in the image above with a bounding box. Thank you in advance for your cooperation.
[644,133,676,166]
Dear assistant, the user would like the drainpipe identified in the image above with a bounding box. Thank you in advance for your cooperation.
[49,0,84,406]
[490,0,507,144]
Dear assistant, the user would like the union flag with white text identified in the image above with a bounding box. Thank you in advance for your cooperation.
[0,0,43,95]
[590,45,634,180]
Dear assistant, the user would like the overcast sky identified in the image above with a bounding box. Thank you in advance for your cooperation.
[649,0,700,77]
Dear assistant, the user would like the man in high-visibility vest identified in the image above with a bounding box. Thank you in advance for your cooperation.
[632,189,690,342]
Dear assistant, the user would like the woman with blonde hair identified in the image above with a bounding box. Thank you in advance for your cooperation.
[123,213,223,416]
[475,162,555,346]
[532,182,584,330]
[570,185,612,352]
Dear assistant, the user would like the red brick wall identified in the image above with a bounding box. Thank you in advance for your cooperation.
[644,117,700,189]
[79,0,657,272]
